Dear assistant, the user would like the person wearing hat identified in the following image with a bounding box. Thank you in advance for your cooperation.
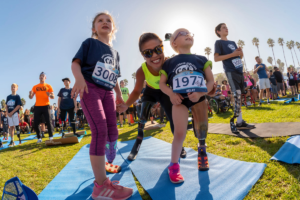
[29,72,55,143]
[57,77,78,137]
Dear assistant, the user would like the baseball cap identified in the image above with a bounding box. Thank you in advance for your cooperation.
[2,176,38,200]
[62,77,71,82]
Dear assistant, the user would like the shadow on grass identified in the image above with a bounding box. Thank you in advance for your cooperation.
[118,126,164,142]
[242,137,300,182]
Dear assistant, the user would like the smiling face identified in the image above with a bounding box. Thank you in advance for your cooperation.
[171,28,194,53]
[92,14,113,38]
[140,39,165,71]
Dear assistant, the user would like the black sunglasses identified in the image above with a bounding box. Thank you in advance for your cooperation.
[142,45,164,58]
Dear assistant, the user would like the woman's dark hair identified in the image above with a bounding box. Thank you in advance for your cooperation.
[138,33,162,52]
[215,23,225,38]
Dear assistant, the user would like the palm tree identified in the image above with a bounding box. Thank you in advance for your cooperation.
[267,38,276,63]
[123,79,128,86]
[296,42,300,52]
[21,98,26,107]
[287,41,296,67]
[278,38,288,71]
[204,47,212,60]
[252,37,260,57]
[277,59,281,66]
[132,72,136,85]
[1,99,5,111]
[279,62,285,73]
[289,40,300,66]
[237,40,247,71]
[267,56,273,66]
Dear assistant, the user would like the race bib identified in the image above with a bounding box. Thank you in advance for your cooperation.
[232,58,243,69]
[92,61,119,89]
[172,71,207,93]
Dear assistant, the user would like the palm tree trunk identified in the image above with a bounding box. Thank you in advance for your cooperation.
[271,47,276,66]
[290,50,296,67]
[282,46,288,71]
[256,46,260,57]
[243,57,247,71]
[293,48,300,66]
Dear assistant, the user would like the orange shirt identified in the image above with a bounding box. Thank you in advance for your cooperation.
[32,83,53,106]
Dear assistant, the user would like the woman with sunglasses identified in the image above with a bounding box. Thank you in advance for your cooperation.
[117,33,188,161]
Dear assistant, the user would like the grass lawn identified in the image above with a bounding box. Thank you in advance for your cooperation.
[1,100,300,199]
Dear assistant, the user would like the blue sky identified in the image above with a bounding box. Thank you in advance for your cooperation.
[1,0,300,109]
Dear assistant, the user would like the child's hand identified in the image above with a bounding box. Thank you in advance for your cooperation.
[117,103,128,113]
[170,93,184,105]
[188,92,206,102]
[71,78,88,100]
[207,82,217,97]
[115,94,124,105]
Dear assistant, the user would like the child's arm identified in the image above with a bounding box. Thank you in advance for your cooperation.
[214,50,242,62]
[71,59,88,99]
[114,82,124,104]
[159,74,183,105]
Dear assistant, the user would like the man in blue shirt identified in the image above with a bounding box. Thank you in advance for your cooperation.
[57,78,78,137]
[254,56,270,105]
[214,23,255,134]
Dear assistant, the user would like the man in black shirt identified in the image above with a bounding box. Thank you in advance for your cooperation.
[273,67,285,96]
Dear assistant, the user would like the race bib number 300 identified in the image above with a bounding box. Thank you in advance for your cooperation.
[92,61,119,89]
[173,71,207,93]
[232,58,243,69]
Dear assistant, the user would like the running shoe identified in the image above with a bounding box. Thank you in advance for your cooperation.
[180,147,187,158]
[236,120,255,129]
[120,124,123,128]
[91,178,133,200]
[8,141,15,147]
[198,144,209,171]
[105,162,121,173]
[37,139,42,143]
[168,163,184,183]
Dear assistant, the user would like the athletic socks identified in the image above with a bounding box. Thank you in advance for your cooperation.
[105,141,117,163]
[169,162,176,167]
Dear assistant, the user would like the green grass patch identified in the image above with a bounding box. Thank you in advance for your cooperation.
[1,100,300,199]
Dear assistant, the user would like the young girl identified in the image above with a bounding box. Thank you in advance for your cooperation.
[160,29,214,183]
[71,12,133,200]
[221,85,228,97]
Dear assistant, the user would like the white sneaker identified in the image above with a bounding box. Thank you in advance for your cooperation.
[49,137,53,140]
[37,139,42,143]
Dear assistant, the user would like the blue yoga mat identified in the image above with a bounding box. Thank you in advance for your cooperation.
[23,135,38,141]
[117,137,266,200]
[271,136,300,164]
[39,144,142,200]
[0,141,28,151]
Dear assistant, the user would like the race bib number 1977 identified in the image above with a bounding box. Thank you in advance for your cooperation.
[172,71,207,93]
[92,61,119,89]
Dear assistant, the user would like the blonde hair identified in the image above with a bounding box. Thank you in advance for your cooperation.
[221,85,226,91]
[11,83,18,88]
[169,28,189,53]
[91,11,117,46]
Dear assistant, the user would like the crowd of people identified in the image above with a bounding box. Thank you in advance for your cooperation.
[1,11,298,200]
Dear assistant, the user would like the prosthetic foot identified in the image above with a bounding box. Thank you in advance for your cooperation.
[198,144,209,171]
[127,136,143,161]
[230,118,239,134]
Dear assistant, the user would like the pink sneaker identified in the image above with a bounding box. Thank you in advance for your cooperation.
[92,177,133,200]
[168,163,184,183]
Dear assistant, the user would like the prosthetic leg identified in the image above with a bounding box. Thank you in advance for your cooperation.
[191,101,209,171]
[230,90,241,134]
[15,126,21,144]
[127,101,154,161]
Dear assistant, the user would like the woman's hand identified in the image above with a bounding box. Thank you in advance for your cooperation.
[116,94,124,105]
[170,92,184,105]
[117,103,128,113]
[71,78,88,99]
[207,82,217,97]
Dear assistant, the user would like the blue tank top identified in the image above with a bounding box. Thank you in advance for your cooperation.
[256,64,268,79]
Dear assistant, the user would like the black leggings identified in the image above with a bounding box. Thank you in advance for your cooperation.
[139,86,174,134]
[34,105,53,139]
[60,107,76,134]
